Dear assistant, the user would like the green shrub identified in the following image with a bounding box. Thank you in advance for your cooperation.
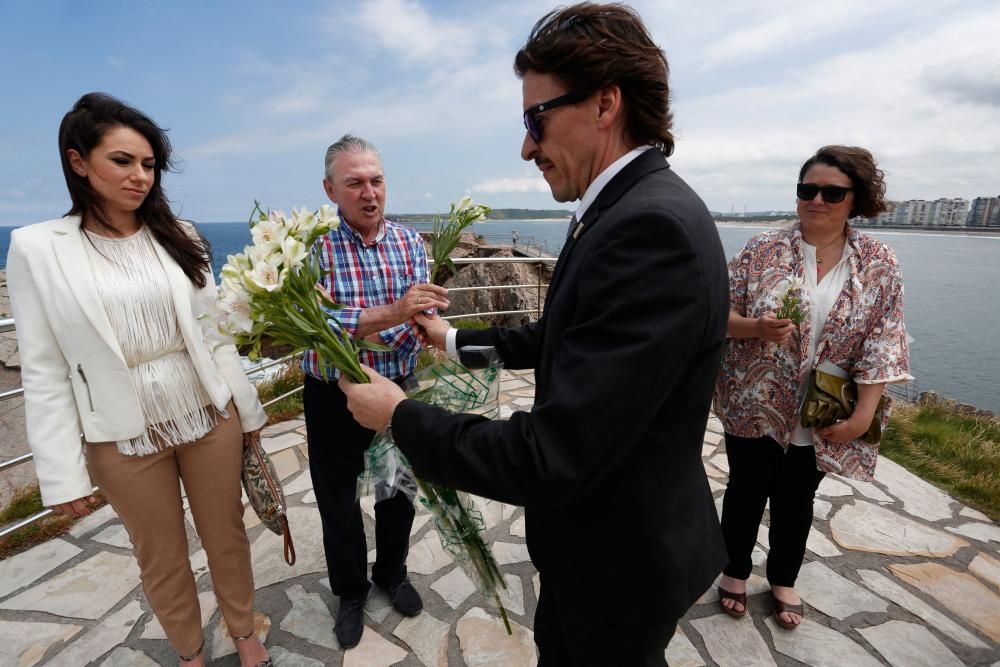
[255,362,305,425]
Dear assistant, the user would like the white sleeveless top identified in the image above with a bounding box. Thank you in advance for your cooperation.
[83,226,217,455]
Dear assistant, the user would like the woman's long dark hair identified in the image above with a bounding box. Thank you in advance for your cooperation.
[59,92,211,287]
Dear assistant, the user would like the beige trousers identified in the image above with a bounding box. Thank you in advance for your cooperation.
[86,402,255,656]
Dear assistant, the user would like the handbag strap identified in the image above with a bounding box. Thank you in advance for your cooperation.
[281,516,296,566]
[246,430,297,566]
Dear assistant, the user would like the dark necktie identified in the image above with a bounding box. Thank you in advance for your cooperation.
[566,214,578,239]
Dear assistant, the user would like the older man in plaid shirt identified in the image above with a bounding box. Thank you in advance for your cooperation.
[302,134,449,650]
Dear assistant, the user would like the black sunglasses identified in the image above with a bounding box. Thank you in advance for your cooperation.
[523,90,591,143]
[797,183,853,203]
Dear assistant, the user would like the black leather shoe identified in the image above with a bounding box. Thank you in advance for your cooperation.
[387,577,423,617]
[335,596,365,649]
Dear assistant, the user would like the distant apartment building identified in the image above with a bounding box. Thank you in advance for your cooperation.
[966,196,1000,227]
[930,198,969,226]
[855,197,969,226]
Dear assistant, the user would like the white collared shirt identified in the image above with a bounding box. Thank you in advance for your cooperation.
[574,145,652,223]
[790,241,853,446]
[445,145,654,357]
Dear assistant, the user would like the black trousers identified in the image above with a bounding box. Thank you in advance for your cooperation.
[720,433,826,587]
[304,374,415,600]
[534,576,677,666]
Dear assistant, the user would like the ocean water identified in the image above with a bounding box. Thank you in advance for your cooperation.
[2,220,997,411]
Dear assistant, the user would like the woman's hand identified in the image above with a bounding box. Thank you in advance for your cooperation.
[756,312,796,344]
[816,415,871,443]
[817,382,885,443]
[50,495,98,517]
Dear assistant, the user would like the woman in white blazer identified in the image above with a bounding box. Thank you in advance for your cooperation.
[6,93,271,667]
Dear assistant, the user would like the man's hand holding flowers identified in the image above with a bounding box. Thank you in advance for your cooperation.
[339,365,407,433]
[410,312,452,350]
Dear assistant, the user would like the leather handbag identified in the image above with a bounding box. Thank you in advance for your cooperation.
[241,431,296,565]
[800,362,885,444]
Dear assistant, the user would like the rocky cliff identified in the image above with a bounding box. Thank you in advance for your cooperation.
[424,234,554,328]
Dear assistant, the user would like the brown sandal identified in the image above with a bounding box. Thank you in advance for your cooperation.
[232,632,273,667]
[718,587,747,619]
[772,594,804,630]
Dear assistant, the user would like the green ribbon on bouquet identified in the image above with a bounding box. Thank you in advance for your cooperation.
[358,357,512,633]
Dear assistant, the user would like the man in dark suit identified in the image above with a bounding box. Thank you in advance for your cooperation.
[340,3,729,664]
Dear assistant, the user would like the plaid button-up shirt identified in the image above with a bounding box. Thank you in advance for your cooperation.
[302,218,428,381]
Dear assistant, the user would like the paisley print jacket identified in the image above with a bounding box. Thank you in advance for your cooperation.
[713,224,912,480]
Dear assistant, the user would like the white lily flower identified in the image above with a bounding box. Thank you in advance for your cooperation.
[456,195,474,211]
[244,255,287,293]
[247,243,273,266]
[785,276,806,294]
[218,286,255,334]
[225,251,252,273]
[251,217,288,251]
[281,235,308,269]
[317,204,340,232]
[288,207,318,243]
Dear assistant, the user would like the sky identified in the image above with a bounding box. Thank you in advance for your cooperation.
[1,0,998,225]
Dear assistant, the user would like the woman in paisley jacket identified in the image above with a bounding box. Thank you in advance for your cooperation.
[713,146,911,630]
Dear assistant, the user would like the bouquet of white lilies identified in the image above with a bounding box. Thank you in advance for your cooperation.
[206,203,380,382]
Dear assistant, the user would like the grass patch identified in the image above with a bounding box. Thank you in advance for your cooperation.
[0,485,107,560]
[881,401,1000,521]
[452,317,490,330]
[256,361,305,425]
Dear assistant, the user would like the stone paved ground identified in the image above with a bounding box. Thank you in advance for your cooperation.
[1,369,998,666]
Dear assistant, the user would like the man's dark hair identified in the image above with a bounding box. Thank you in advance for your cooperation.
[514,2,674,155]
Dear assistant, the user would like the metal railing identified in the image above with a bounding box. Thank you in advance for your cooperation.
[0,255,556,539]
[885,380,920,404]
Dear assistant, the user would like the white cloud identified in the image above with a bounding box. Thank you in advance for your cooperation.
[352,0,479,63]
[671,4,1000,209]
[5,0,999,222]
[472,176,548,194]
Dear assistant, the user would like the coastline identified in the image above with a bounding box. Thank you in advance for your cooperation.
[712,219,1000,236]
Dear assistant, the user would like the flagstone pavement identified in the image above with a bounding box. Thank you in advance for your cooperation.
[1,369,998,666]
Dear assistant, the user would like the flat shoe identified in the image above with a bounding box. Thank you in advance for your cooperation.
[772,594,804,629]
[718,587,747,619]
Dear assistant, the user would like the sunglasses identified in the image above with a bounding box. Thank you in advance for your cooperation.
[797,183,853,203]
[523,90,591,143]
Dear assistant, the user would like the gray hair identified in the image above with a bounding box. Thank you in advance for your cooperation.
[324,133,380,180]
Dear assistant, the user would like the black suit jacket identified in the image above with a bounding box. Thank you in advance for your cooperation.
[393,148,729,624]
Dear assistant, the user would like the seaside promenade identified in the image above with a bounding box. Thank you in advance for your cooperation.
[0,369,998,665]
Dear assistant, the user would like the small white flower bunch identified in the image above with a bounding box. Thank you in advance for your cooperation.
[775,275,806,325]
[430,195,492,286]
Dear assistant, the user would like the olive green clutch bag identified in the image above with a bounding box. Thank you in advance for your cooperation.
[800,362,885,444]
